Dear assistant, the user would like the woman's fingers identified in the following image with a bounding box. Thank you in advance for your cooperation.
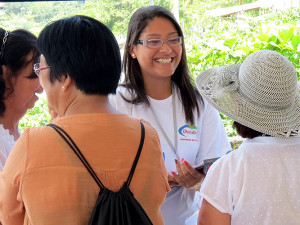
[172,159,204,188]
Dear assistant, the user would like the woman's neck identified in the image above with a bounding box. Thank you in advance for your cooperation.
[144,77,173,100]
[62,94,119,117]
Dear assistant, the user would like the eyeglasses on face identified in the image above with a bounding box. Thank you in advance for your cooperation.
[137,36,182,48]
[33,63,50,76]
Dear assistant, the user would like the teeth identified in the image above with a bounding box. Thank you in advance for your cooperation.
[156,58,172,63]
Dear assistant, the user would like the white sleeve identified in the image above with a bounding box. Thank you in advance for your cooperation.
[196,99,231,163]
[199,149,246,215]
[199,154,234,214]
[0,142,6,170]
[108,93,117,109]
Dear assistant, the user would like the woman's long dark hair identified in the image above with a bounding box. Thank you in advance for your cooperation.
[122,6,201,125]
[0,28,39,117]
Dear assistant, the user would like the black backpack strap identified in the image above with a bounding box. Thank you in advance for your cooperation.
[47,123,105,189]
[47,121,145,188]
[125,121,145,186]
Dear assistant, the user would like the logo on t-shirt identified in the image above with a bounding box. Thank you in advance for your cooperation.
[178,125,197,141]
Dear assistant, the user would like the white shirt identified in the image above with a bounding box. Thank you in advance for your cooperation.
[200,136,300,225]
[0,124,16,170]
[110,86,231,225]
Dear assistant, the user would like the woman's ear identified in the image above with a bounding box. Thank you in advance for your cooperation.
[1,65,8,80]
[129,46,137,59]
[60,74,72,91]
[1,65,13,97]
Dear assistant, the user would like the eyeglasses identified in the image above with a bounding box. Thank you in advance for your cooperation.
[137,36,182,48]
[33,63,50,76]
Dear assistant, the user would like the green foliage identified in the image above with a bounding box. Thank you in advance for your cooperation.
[185,7,300,136]
[0,1,83,35]
[220,113,237,137]
[79,0,172,35]
[79,0,145,35]
[18,96,51,132]
[1,1,299,138]
[186,10,300,79]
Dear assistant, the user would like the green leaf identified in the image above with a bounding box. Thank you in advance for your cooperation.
[279,30,288,42]
[269,41,279,48]
[253,42,263,48]
[224,37,238,48]
[257,34,270,42]
[279,27,295,42]
[269,35,281,44]
[291,35,300,50]
[238,46,251,54]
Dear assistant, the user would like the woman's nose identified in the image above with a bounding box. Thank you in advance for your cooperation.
[159,41,172,54]
[36,82,43,94]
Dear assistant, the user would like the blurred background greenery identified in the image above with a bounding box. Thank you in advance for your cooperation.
[1,0,299,140]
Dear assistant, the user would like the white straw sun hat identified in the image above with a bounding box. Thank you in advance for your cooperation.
[196,50,300,138]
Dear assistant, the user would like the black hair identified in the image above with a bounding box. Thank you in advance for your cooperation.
[122,5,201,125]
[233,121,264,139]
[0,28,39,117]
[37,15,121,95]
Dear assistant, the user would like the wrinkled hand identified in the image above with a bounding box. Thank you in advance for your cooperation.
[170,158,205,188]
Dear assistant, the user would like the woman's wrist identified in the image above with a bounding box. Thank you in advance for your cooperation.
[190,176,205,191]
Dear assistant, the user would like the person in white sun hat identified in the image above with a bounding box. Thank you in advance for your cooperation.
[195,50,300,225]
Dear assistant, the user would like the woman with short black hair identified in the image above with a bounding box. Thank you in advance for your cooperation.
[0,15,169,225]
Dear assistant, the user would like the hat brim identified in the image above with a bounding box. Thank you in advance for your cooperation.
[196,65,300,138]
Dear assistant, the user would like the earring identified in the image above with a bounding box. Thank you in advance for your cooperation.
[62,86,65,89]
[131,53,136,58]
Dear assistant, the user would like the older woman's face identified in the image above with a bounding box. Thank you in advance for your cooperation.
[6,52,43,116]
[38,55,58,115]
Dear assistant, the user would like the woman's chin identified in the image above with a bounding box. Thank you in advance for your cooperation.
[26,97,39,110]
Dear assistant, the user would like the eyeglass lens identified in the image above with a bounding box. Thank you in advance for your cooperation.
[143,37,182,48]
[33,63,40,76]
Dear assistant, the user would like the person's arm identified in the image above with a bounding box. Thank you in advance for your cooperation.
[0,141,7,170]
[0,129,29,224]
[198,199,231,225]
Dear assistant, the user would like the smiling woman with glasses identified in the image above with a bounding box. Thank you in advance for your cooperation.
[109,5,231,225]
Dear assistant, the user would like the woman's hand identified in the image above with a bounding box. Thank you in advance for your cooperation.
[168,173,180,187]
[170,158,205,188]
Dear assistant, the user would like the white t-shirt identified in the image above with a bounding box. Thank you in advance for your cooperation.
[0,124,16,170]
[110,86,231,225]
[200,136,300,225]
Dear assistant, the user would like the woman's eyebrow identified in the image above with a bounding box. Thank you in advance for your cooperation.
[144,31,179,38]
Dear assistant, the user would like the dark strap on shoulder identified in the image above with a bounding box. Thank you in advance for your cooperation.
[126,121,145,185]
[47,121,145,188]
[47,123,105,188]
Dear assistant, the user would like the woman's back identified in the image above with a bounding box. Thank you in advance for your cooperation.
[200,136,300,225]
[0,114,169,225]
